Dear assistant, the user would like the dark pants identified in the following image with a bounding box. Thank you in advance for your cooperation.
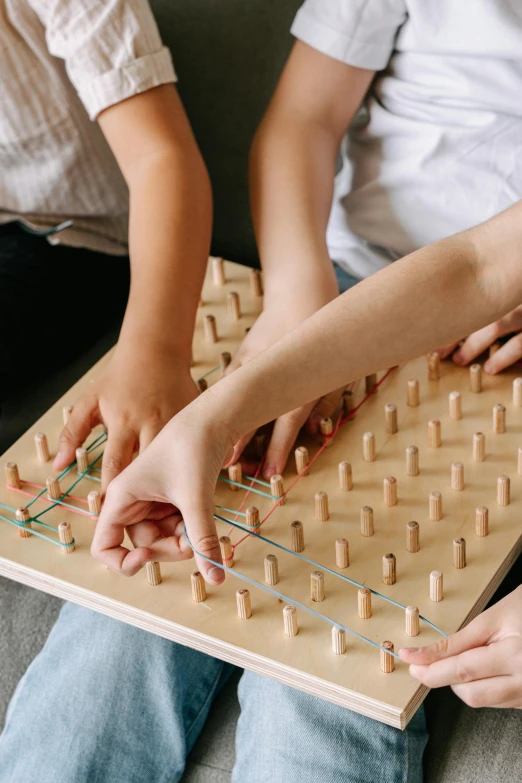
[0,223,130,403]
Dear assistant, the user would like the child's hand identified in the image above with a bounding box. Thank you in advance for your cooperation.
[400,587,522,709]
[53,343,198,492]
[227,293,341,479]
[91,402,235,584]
[438,305,522,373]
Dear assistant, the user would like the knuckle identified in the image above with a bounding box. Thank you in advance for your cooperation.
[194,532,220,556]
[103,454,126,473]
[460,688,482,709]
[454,663,472,684]
[435,638,449,656]
[58,427,75,446]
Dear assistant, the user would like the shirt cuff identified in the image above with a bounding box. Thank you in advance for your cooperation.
[291,7,394,71]
[79,47,177,120]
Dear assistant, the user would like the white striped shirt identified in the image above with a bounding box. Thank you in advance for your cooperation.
[0,0,177,254]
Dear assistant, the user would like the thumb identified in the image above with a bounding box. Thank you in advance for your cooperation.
[399,613,492,664]
[182,501,225,586]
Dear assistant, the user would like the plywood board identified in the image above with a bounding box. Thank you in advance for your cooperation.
[0,259,520,729]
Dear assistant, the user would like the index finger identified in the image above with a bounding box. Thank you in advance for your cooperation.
[408,641,510,689]
[101,426,136,493]
[399,613,491,665]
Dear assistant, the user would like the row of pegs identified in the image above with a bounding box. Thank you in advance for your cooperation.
[209,257,263,297]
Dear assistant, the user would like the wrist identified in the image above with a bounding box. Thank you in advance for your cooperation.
[114,331,192,371]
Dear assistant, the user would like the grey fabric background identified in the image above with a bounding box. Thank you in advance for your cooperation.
[0,2,521,781]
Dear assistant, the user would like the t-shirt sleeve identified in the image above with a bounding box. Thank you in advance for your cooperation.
[28,0,177,120]
[291,0,407,71]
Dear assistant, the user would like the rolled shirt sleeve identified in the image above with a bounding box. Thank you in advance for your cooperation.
[28,0,177,119]
[291,0,407,71]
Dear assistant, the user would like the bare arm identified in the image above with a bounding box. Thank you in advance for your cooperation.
[55,85,212,488]
[230,42,375,476]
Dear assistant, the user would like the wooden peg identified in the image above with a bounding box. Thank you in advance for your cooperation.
[380,641,395,673]
[58,521,74,554]
[382,553,396,585]
[428,419,441,448]
[429,491,443,521]
[245,506,260,534]
[290,520,304,552]
[406,521,420,553]
[470,364,482,393]
[342,390,354,414]
[407,378,420,407]
[264,554,279,585]
[62,404,73,424]
[384,403,398,434]
[146,561,162,586]
[489,341,500,358]
[236,589,252,619]
[430,570,443,602]
[211,256,226,286]
[219,536,234,568]
[472,432,486,462]
[88,491,101,516]
[338,462,353,491]
[365,373,378,393]
[228,463,242,490]
[518,447,522,477]
[406,446,419,476]
[5,462,21,489]
[311,571,325,602]
[191,571,207,602]
[227,291,241,320]
[75,447,89,474]
[427,352,440,380]
[314,491,329,521]
[249,269,263,297]
[453,538,466,569]
[383,476,397,507]
[197,378,208,394]
[320,416,333,446]
[335,538,349,568]
[15,507,32,538]
[332,626,346,655]
[405,606,420,637]
[513,378,522,407]
[493,404,506,434]
[497,475,510,506]
[283,605,298,637]
[270,474,285,505]
[451,462,464,491]
[449,391,462,420]
[475,506,489,537]
[295,446,309,476]
[362,432,376,462]
[34,432,50,463]
[220,352,232,374]
[360,506,374,537]
[358,587,372,619]
[203,314,218,344]
[46,477,61,501]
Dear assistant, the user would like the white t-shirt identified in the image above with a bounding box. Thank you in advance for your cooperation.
[292,0,522,279]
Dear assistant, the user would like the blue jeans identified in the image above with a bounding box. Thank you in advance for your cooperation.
[0,265,428,782]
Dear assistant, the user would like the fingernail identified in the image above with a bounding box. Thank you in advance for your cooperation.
[452,351,464,365]
[399,647,420,655]
[484,361,493,374]
[208,566,224,584]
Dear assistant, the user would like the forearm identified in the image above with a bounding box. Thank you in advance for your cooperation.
[99,85,212,363]
[205,206,522,440]
[120,145,211,360]
[249,43,374,303]
[250,113,339,302]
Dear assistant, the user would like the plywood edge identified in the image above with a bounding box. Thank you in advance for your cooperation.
[0,555,408,729]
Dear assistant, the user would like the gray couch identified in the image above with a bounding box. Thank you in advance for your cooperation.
[0,1,521,780]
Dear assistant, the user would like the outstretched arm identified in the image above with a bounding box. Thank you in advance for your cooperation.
[92,199,522,583]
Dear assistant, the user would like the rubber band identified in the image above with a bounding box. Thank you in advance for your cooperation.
[184,524,401,659]
[217,476,273,498]
[0,513,74,546]
[215,513,447,637]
